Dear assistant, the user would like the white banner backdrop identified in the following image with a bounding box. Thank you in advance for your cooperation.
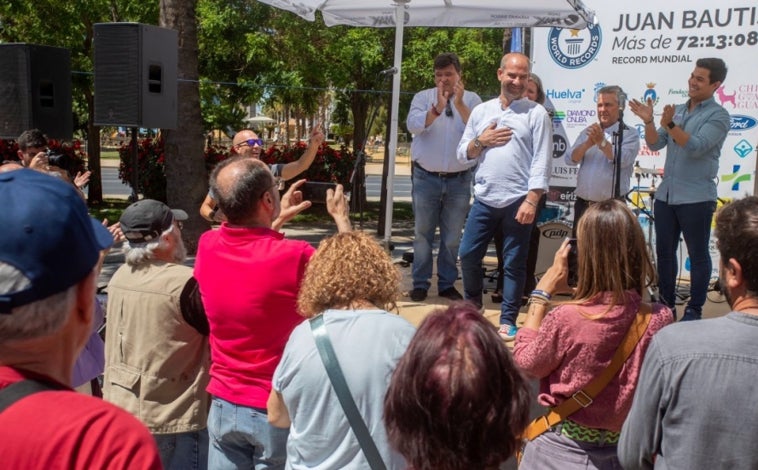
[531,1,758,281]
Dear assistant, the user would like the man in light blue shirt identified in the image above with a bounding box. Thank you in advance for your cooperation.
[629,58,730,321]
[566,85,640,232]
[406,53,481,302]
[457,52,551,340]
[566,85,640,285]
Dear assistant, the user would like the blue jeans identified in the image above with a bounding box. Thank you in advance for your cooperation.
[411,165,472,291]
[154,429,209,470]
[207,397,288,470]
[654,199,716,320]
[459,197,533,326]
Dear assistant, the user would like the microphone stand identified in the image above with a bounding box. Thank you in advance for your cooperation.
[612,109,625,199]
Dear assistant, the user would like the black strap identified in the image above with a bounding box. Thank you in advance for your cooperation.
[0,379,64,414]
[309,314,387,470]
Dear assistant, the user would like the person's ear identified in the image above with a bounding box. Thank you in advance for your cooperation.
[724,258,743,289]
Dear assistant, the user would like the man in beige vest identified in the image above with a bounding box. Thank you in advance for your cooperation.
[103,199,210,470]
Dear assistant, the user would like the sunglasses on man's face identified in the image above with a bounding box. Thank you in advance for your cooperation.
[236,138,264,148]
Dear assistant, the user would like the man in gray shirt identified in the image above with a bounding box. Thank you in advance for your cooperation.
[619,196,758,469]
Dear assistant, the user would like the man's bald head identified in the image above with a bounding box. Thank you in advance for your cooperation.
[210,157,275,225]
[232,129,263,159]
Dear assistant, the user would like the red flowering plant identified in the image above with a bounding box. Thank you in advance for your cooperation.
[118,139,355,203]
[0,138,87,177]
[118,137,167,202]
[204,144,231,173]
[261,142,356,191]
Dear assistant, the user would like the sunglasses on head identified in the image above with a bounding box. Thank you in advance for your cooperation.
[236,138,264,147]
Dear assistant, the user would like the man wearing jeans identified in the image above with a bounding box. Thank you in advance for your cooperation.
[406,52,481,302]
[629,58,730,321]
[457,52,551,340]
[194,157,351,469]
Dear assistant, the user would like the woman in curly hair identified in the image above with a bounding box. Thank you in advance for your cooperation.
[267,231,416,470]
[384,303,531,470]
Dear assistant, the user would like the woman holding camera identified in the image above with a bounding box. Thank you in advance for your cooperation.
[513,199,673,469]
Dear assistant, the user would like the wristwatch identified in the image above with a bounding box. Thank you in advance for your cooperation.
[473,137,484,149]
[667,121,676,130]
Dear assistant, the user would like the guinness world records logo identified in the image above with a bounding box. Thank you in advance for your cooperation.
[548,24,602,70]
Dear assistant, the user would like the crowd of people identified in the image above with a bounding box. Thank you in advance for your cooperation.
[0,50,754,470]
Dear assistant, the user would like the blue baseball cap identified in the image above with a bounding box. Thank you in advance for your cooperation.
[0,169,113,314]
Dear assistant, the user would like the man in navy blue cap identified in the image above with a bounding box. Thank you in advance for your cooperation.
[0,169,162,469]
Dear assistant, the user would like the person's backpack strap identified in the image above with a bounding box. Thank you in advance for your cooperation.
[0,379,66,414]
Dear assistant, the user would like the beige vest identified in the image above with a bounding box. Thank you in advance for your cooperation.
[103,261,210,434]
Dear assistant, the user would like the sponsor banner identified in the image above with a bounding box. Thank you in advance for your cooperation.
[533,1,758,279]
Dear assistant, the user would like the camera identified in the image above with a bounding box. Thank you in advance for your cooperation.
[301,182,337,204]
[45,149,69,170]
[567,238,578,256]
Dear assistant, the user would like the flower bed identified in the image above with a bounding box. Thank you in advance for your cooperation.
[118,138,356,203]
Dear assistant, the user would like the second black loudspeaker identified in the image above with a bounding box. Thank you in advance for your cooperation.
[93,23,178,129]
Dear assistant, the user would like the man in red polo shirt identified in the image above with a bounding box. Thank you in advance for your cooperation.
[194,157,350,469]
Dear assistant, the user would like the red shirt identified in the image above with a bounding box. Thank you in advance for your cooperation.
[0,366,162,470]
[194,224,315,408]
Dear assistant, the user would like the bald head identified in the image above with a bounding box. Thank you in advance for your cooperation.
[210,157,275,225]
[0,162,23,174]
[498,53,531,102]
[232,129,263,159]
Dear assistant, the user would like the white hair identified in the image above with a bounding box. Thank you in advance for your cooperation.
[123,226,174,266]
[0,263,77,344]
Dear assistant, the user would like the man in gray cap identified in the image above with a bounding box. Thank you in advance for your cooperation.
[103,199,210,470]
[0,169,161,469]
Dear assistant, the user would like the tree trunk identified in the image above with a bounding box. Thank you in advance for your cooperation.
[160,0,209,254]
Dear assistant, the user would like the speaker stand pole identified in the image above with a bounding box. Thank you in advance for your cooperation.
[129,127,139,202]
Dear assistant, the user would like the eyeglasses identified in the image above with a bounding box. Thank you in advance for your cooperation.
[235,138,264,148]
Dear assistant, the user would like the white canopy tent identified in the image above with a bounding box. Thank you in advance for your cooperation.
[256,0,596,246]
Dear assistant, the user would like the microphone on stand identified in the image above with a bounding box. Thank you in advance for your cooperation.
[618,91,627,111]
[379,66,398,76]
[445,99,453,117]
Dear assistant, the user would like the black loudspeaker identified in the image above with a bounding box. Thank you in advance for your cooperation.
[0,44,72,140]
[94,23,178,129]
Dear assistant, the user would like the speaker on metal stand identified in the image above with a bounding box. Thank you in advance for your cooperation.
[94,22,178,201]
[0,44,72,140]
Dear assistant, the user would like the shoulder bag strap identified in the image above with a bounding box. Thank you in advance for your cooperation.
[522,302,653,441]
[309,314,387,470]
[0,379,65,414]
